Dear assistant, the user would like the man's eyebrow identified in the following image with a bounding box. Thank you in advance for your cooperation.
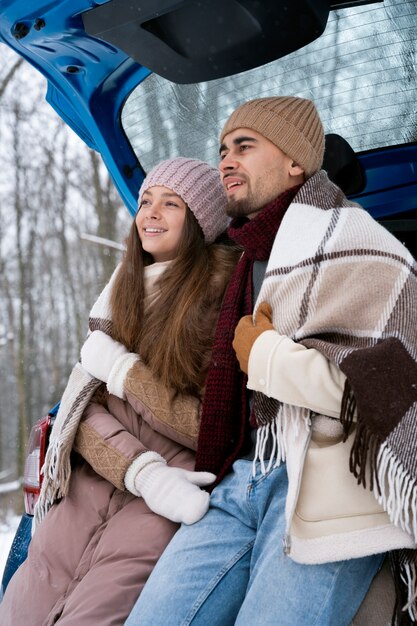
[219,136,258,155]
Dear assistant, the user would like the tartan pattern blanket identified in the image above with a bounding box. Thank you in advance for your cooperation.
[34,262,166,527]
[254,170,417,621]
[33,267,121,526]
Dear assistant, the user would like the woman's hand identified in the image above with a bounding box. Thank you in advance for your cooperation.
[81,330,128,382]
[134,453,216,525]
[80,330,139,398]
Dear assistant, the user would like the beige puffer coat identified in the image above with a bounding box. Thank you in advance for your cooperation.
[0,361,200,626]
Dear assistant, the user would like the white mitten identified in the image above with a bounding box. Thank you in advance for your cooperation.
[80,330,139,398]
[131,452,215,525]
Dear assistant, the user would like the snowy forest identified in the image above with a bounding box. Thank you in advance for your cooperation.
[1,0,416,522]
[0,47,131,518]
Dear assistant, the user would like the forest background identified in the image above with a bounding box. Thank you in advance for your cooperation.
[0,47,131,524]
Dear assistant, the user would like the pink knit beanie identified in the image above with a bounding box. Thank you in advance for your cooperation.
[220,96,324,178]
[138,157,228,243]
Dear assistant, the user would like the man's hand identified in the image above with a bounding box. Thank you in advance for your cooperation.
[232,302,273,374]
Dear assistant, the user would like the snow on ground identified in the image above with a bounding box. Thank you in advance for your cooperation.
[0,478,24,580]
[0,480,21,495]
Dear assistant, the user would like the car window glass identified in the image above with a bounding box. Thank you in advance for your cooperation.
[121,0,417,171]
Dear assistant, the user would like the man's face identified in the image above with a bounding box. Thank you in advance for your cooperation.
[219,127,303,219]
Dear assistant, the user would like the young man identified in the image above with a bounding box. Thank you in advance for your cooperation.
[126,97,417,625]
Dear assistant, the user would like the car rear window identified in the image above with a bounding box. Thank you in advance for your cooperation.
[121,0,417,172]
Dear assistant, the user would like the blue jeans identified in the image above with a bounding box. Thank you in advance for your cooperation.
[126,460,384,626]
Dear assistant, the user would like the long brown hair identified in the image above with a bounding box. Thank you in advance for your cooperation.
[110,208,239,397]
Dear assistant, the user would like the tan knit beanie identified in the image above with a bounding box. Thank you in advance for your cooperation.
[220,96,324,178]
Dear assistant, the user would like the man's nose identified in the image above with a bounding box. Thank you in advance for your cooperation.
[219,154,238,172]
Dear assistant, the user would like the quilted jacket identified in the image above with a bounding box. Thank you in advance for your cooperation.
[0,362,200,626]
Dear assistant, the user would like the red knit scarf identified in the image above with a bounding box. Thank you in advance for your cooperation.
[195,185,301,482]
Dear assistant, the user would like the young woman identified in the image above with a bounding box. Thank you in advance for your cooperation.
[0,157,239,625]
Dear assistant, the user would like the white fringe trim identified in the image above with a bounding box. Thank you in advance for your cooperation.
[401,562,417,620]
[252,404,311,477]
[376,443,417,621]
[376,442,417,541]
[33,438,73,529]
[33,369,101,529]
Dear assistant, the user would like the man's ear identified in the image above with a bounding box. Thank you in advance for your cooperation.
[289,161,305,177]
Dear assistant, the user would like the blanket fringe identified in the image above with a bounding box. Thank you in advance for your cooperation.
[33,370,102,529]
[33,439,72,528]
[390,550,417,624]
[350,422,383,493]
[252,404,310,477]
[340,378,356,436]
[377,446,417,625]
[377,443,417,542]
[401,562,417,621]
[341,379,384,493]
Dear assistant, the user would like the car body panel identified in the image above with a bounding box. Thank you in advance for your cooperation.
[0,0,150,215]
[353,144,417,218]
[2,0,415,221]
[1,0,416,596]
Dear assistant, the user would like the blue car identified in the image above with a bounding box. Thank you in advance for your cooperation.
[1,0,417,618]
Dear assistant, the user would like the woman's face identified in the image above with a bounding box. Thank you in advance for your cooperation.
[136,185,187,262]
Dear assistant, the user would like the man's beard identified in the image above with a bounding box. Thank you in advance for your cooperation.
[225,197,254,218]
[225,172,283,218]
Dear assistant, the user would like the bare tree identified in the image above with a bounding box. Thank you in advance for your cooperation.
[0,57,24,99]
[89,150,123,282]
[0,51,125,496]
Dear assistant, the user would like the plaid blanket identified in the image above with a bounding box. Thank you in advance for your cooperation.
[33,267,121,526]
[255,170,417,622]
[34,262,166,527]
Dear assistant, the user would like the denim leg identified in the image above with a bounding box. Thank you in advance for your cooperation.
[125,461,256,626]
[235,463,385,626]
[126,460,384,626]
[237,550,384,626]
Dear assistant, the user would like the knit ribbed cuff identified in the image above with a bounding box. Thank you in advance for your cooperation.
[107,352,140,399]
[124,451,166,497]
